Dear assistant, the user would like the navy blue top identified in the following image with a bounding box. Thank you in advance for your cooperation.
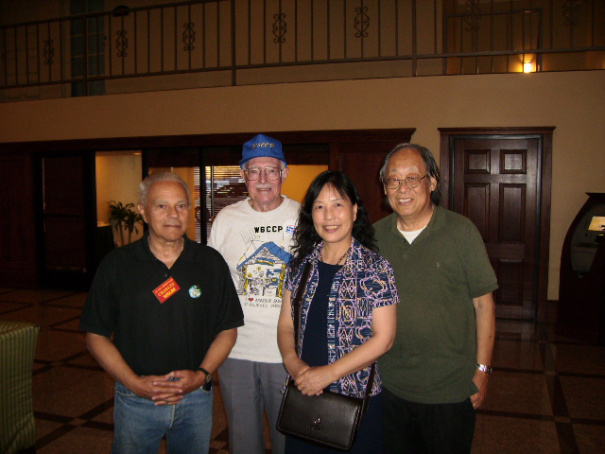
[300,261,341,368]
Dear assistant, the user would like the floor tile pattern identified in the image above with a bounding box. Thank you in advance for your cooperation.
[1,288,604,453]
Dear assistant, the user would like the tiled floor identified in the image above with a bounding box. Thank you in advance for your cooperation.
[1,287,604,453]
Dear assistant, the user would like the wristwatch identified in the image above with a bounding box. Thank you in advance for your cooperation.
[198,367,213,391]
[476,363,493,375]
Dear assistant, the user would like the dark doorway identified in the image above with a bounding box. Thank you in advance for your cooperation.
[38,153,97,289]
[440,128,554,320]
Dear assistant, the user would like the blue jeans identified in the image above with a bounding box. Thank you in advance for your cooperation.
[112,381,213,454]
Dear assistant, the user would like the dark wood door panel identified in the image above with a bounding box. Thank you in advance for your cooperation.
[451,136,540,319]
[41,154,94,289]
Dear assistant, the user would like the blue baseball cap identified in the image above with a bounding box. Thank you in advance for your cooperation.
[239,134,287,169]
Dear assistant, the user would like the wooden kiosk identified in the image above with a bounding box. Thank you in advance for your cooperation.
[557,193,605,344]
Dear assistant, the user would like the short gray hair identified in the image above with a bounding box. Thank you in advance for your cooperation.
[139,172,191,206]
[379,143,441,206]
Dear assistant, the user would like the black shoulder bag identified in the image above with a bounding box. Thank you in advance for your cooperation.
[276,262,376,451]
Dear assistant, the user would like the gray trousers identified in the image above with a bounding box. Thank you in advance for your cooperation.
[219,358,287,454]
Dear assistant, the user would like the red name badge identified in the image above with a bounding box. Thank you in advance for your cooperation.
[153,277,181,303]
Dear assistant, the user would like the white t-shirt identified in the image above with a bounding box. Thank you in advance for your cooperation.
[398,227,426,244]
[208,196,300,363]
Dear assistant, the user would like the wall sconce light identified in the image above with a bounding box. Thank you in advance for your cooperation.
[522,54,536,73]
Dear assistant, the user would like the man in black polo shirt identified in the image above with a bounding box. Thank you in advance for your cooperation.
[80,172,243,454]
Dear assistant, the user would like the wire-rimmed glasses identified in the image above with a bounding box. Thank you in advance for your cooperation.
[244,166,283,181]
[383,175,428,190]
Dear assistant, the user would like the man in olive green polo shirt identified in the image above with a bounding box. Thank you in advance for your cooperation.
[374,143,497,453]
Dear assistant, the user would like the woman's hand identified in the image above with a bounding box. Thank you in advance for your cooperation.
[284,356,310,380]
[294,365,337,396]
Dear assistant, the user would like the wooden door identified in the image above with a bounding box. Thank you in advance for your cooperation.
[331,141,400,223]
[40,154,95,289]
[440,129,553,320]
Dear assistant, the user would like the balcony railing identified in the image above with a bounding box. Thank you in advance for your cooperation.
[1,0,603,101]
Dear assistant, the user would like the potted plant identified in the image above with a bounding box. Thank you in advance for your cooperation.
[108,200,144,246]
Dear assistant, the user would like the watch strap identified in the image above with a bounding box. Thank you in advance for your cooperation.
[197,367,211,378]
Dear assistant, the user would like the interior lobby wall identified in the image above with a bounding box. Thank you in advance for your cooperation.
[1,70,604,299]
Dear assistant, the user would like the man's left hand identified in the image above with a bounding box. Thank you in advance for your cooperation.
[151,370,205,406]
[470,369,489,409]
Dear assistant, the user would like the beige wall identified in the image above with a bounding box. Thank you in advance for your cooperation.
[1,71,604,299]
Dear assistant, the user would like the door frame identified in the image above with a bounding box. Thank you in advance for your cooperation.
[439,127,554,321]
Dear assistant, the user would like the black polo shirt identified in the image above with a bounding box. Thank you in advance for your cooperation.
[80,235,244,376]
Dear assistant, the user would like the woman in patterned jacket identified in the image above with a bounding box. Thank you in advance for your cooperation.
[277,170,399,454]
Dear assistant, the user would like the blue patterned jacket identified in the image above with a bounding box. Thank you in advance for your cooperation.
[286,238,399,398]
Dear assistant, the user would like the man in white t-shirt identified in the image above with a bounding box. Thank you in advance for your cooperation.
[208,134,300,454]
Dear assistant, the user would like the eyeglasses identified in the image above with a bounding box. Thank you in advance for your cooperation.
[244,166,283,181]
[383,175,429,190]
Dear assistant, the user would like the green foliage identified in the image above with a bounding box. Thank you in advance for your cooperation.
[108,200,144,246]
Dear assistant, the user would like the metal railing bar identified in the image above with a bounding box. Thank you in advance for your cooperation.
[295,0,298,62]
[45,22,51,82]
[490,0,495,73]
[96,16,101,79]
[36,23,40,84]
[108,14,113,77]
[549,0,554,48]
[161,8,165,73]
[361,0,365,59]
[2,44,604,92]
[247,0,251,66]
[83,16,88,95]
[174,5,178,72]
[434,0,438,54]
[396,0,399,56]
[522,6,526,69]
[187,4,192,70]
[412,0,417,76]
[343,0,347,59]
[147,10,151,74]
[458,2,463,75]
[507,0,512,73]
[278,0,282,63]
[203,2,207,69]
[327,0,330,61]
[26,25,30,84]
[263,0,267,65]
[123,14,127,75]
[377,2,382,57]
[134,10,138,75]
[59,18,63,82]
[216,3,221,66]
[377,0,381,57]
[230,0,235,85]
[311,0,314,61]
[14,27,18,86]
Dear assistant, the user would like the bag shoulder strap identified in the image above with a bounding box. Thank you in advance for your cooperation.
[292,262,312,347]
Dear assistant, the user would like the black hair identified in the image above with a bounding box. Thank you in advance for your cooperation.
[290,170,377,270]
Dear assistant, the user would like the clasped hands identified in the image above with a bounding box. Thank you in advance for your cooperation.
[291,363,336,396]
[130,369,205,406]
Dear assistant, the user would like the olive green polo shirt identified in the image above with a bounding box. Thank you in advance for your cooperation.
[374,206,498,404]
